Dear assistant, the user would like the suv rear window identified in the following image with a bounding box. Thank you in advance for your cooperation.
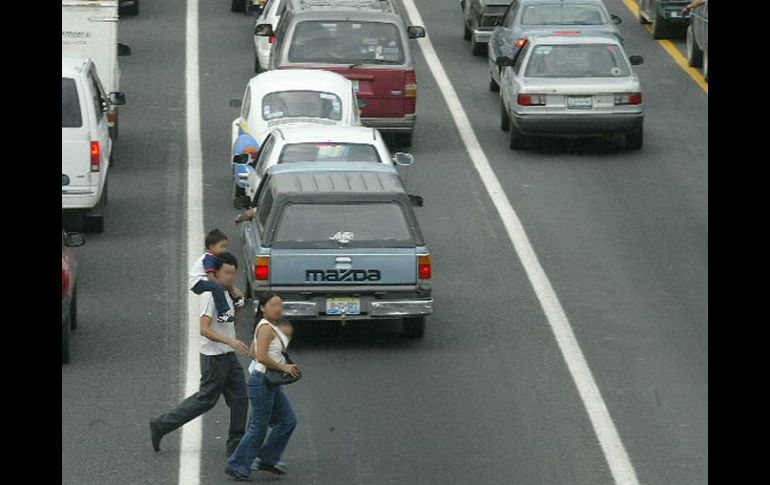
[62,78,82,128]
[288,21,404,64]
[521,5,606,25]
[278,143,380,163]
[274,202,413,248]
[262,91,343,121]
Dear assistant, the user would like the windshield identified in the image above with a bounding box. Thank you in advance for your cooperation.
[262,91,343,121]
[62,78,82,128]
[278,143,380,163]
[274,202,413,248]
[521,5,607,25]
[288,21,405,64]
[525,44,630,78]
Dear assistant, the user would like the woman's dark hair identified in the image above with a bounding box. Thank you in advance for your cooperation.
[253,292,283,334]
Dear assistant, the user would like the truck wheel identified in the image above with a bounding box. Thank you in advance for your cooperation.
[396,132,413,148]
[62,317,71,364]
[463,23,471,41]
[702,49,708,82]
[471,40,486,56]
[489,73,499,92]
[651,11,671,39]
[402,317,425,338]
[244,274,253,300]
[500,102,510,131]
[686,25,703,67]
[509,122,528,150]
[231,0,246,13]
[70,287,78,331]
[625,128,643,150]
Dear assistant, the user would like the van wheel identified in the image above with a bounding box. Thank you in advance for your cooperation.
[70,287,78,331]
[509,123,528,150]
[471,40,486,56]
[62,317,71,364]
[625,128,643,150]
[85,187,106,234]
[396,132,413,148]
[402,317,425,338]
[686,25,703,67]
[231,0,246,13]
[63,211,86,233]
[463,23,471,41]
[500,102,510,131]
[651,11,671,39]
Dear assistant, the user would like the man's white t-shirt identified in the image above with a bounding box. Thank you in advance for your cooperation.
[199,291,236,355]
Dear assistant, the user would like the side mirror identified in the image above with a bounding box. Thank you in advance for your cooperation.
[109,92,126,106]
[408,195,423,207]
[611,14,622,25]
[229,98,243,108]
[393,152,414,166]
[356,97,368,109]
[407,26,426,39]
[233,153,250,164]
[65,232,86,247]
[233,196,251,209]
[496,56,515,67]
[117,43,132,56]
[629,55,644,65]
[255,23,274,36]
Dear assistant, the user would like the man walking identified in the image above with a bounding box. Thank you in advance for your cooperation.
[150,252,250,455]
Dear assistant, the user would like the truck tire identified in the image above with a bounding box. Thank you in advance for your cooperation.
[489,73,499,92]
[509,122,528,150]
[396,131,413,148]
[471,40,486,56]
[651,11,671,39]
[625,127,643,150]
[62,317,71,364]
[231,0,247,13]
[70,287,78,331]
[686,24,703,67]
[500,102,510,131]
[463,23,471,41]
[402,317,425,338]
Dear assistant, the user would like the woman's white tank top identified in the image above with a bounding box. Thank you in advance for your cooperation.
[250,319,289,374]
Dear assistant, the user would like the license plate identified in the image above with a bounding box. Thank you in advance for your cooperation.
[567,96,593,110]
[326,297,361,316]
[670,11,681,18]
[352,80,360,94]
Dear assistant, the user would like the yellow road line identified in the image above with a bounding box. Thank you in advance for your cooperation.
[620,0,708,93]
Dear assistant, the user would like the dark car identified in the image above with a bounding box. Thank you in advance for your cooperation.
[685,0,707,81]
[62,230,85,363]
[262,0,426,147]
[119,0,139,15]
[638,0,689,39]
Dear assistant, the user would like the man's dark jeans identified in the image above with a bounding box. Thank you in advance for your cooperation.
[154,353,248,452]
[192,279,230,315]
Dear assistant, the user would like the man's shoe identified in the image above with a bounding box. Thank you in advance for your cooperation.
[224,467,252,481]
[149,418,163,453]
[234,297,246,309]
[251,457,288,471]
[217,312,235,323]
[257,461,287,475]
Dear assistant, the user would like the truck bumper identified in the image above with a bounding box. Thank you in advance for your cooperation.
[472,28,494,44]
[513,112,643,136]
[658,2,690,23]
[361,113,416,133]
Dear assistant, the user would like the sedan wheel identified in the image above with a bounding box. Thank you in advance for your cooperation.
[703,49,708,82]
[500,102,510,132]
[686,25,703,67]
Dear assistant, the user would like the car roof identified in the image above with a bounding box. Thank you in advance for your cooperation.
[62,56,89,75]
[247,69,352,95]
[269,165,406,197]
[527,34,622,45]
[272,125,380,144]
[287,0,403,21]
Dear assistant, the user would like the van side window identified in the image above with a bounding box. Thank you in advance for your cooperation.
[62,78,83,128]
[87,68,105,121]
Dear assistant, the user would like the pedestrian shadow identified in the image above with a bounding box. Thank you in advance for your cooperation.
[526,135,629,156]
[288,319,416,350]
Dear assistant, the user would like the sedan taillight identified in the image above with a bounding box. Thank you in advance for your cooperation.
[614,93,643,105]
[517,94,546,106]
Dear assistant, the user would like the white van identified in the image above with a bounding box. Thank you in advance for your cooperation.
[62,57,124,233]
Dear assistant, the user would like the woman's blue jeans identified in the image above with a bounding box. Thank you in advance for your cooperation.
[226,372,297,476]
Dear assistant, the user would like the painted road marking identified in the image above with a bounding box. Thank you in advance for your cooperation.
[621,0,708,93]
[401,1,641,484]
[180,0,202,483]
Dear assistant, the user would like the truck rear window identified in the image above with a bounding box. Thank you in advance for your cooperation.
[274,202,414,248]
[278,143,380,163]
[62,78,82,128]
[288,21,404,65]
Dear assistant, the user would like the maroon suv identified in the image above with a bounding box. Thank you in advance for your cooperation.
[62,230,85,363]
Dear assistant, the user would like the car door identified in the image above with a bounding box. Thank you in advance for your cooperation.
[490,0,520,81]
[502,41,528,112]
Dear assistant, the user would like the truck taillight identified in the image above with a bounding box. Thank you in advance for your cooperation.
[405,71,417,98]
[418,255,431,280]
[62,262,70,299]
[614,93,642,105]
[90,141,101,172]
[517,94,545,106]
[255,256,270,281]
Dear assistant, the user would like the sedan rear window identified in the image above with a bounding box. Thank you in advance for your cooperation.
[521,5,607,25]
[525,44,630,78]
[288,21,404,65]
[278,143,380,163]
[274,203,413,248]
[62,78,82,128]
[262,91,343,121]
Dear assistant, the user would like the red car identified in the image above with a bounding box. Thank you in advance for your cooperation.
[263,0,426,147]
[62,230,85,363]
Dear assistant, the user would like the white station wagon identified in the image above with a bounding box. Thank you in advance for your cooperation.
[237,125,414,200]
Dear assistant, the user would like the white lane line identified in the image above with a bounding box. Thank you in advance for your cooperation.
[180,0,202,483]
[400,1,640,484]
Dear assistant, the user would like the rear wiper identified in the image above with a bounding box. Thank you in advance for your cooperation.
[349,59,397,68]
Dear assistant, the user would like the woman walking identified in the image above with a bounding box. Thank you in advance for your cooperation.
[225,293,300,481]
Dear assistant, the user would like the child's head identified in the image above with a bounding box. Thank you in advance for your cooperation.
[205,229,229,255]
[277,318,293,338]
